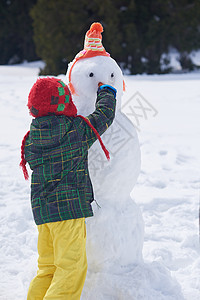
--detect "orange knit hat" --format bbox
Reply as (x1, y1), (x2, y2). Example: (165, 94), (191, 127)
(68, 22), (110, 94)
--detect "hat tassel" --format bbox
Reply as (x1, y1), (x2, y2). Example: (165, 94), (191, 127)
(20, 131), (30, 180)
(77, 115), (110, 160)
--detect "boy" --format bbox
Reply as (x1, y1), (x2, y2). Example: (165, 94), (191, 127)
(20, 77), (116, 299)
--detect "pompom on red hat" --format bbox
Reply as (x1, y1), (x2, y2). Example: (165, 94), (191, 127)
(68, 22), (110, 95)
(28, 77), (77, 117)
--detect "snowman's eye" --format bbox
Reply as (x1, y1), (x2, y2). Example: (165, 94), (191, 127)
(111, 73), (114, 78)
(89, 72), (94, 77)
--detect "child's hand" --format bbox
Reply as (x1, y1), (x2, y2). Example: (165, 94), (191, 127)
(97, 83), (117, 98)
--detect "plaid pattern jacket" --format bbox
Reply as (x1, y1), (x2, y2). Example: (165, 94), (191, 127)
(25, 89), (116, 225)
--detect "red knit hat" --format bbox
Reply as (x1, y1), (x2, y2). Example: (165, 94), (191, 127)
(68, 22), (110, 95)
(28, 77), (77, 117)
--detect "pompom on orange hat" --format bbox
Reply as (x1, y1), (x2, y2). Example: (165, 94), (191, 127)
(68, 22), (111, 95)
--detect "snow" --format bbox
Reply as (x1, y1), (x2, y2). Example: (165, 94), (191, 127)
(190, 50), (200, 67)
(127, 74), (200, 300)
(0, 61), (199, 299)
(160, 48), (200, 72)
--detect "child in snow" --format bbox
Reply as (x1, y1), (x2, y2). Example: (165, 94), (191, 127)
(20, 77), (116, 299)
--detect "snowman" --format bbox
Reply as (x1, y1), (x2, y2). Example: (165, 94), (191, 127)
(66, 23), (144, 273)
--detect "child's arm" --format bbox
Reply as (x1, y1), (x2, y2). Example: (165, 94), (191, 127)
(77, 85), (117, 148)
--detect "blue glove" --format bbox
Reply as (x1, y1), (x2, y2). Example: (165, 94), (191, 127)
(98, 84), (117, 98)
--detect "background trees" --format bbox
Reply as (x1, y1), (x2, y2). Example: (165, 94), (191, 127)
(1, 0), (200, 74)
(0, 0), (38, 64)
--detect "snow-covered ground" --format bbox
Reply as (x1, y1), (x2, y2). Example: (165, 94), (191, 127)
(0, 62), (199, 299)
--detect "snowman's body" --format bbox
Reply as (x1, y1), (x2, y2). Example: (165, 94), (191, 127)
(66, 55), (144, 272)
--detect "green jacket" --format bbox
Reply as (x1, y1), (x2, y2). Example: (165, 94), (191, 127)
(25, 89), (116, 225)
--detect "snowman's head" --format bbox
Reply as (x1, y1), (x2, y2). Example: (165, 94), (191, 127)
(66, 55), (124, 114)
(65, 22), (125, 115)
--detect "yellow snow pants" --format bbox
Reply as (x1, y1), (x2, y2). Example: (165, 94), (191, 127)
(27, 218), (87, 300)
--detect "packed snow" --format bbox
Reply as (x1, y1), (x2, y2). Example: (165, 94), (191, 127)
(66, 54), (143, 275)
(0, 61), (199, 299)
